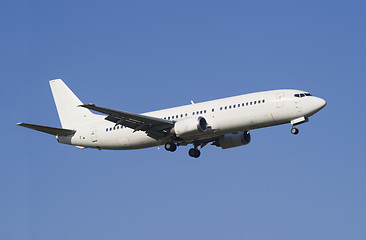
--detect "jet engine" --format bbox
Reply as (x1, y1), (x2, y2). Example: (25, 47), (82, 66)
(170, 117), (208, 138)
(216, 131), (251, 149)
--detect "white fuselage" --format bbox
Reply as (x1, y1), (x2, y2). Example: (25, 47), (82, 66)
(58, 89), (326, 150)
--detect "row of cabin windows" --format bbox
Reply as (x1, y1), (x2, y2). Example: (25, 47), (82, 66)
(164, 113), (189, 120)
(106, 125), (127, 132)
(220, 99), (265, 110)
(162, 99), (266, 121)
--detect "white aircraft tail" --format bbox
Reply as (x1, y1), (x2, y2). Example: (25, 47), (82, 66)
(49, 79), (95, 129)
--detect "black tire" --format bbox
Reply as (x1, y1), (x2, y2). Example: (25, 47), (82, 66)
(193, 149), (201, 158)
(189, 148), (196, 157)
(291, 128), (299, 135)
(189, 148), (201, 158)
(165, 142), (177, 152)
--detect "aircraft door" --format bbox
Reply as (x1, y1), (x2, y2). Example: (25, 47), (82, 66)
(277, 92), (284, 108)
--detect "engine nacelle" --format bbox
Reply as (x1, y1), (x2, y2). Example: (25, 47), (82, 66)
(217, 131), (251, 149)
(171, 117), (208, 138)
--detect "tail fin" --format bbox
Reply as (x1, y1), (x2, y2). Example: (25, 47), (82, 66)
(49, 79), (94, 129)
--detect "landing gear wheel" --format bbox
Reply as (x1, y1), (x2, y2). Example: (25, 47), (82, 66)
(291, 127), (299, 135)
(188, 148), (201, 158)
(165, 142), (177, 152)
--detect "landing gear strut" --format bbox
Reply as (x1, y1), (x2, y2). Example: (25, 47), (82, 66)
(165, 142), (177, 152)
(189, 148), (201, 158)
(291, 127), (299, 135)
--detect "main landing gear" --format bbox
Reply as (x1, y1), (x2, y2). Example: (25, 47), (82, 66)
(164, 142), (202, 158)
(165, 142), (177, 152)
(188, 142), (203, 158)
(188, 148), (201, 158)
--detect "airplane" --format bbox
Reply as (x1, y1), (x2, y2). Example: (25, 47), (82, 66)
(17, 79), (326, 158)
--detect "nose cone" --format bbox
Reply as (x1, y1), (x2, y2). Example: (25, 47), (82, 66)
(315, 97), (327, 111)
(307, 97), (326, 116)
(298, 96), (327, 117)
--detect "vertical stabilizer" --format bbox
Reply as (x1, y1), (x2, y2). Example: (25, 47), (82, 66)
(49, 79), (93, 129)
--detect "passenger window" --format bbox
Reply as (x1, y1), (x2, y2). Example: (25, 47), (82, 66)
(238, 104), (240, 107)
(185, 113), (188, 117)
(233, 105), (236, 108)
(220, 107), (222, 110)
(197, 111), (199, 115)
(181, 114), (183, 118)
(246, 102), (248, 106)
(200, 111), (202, 114)
(254, 101), (256, 104)
(204, 110), (206, 113)
(168, 117), (170, 120)
(106, 128), (108, 132)
(176, 115), (178, 119)
(250, 102), (252, 105)
(212, 108), (214, 112)
(192, 112), (195, 115)
(242, 103), (244, 107)
(225, 106), (227, 110)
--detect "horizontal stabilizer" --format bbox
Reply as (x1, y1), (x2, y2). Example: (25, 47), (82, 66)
(17, 123), (76, 136)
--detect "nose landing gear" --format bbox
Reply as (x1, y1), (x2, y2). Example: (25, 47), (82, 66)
(290, 116), (308, 135)
(291, 127), (299, 135)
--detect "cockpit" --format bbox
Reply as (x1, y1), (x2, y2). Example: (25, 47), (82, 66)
(294, 93), (312, 98)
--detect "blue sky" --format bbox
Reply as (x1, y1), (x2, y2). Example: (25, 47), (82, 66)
(1, 0), (366, 239)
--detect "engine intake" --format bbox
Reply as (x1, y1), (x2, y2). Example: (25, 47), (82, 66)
(171, 117), (207, 138)
(216, 131), (251, 149)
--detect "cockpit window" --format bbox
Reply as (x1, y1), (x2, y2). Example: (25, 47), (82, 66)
(294, 93), (312, 98)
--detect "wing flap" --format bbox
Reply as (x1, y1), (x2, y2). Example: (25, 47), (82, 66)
(17, 123), (76, 136)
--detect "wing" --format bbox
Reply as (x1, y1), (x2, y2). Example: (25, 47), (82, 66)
(80, 104), (174, 140)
